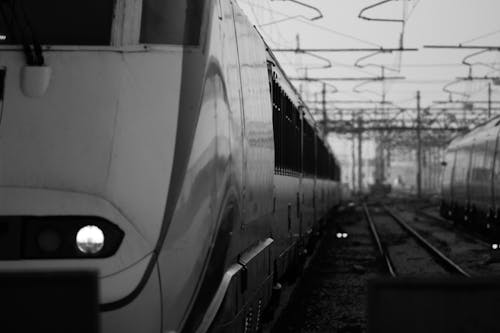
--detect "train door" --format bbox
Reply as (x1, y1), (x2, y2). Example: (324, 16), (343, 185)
(451, 145), (469, 216)
(313, 134), (318, 227)
(299, 107), (305, 238)
(482, 129), (497, 220)
(492, 126), (500, 218)
(449, 150), (457, 214)
(442, 149), (457, 210)
(232, 3), (274, 229)
(226, 0), (246, 223)
(465, 141), (475, 215)
(468, 133), (494, 219)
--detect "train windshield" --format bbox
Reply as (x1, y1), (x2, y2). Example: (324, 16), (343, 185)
(140, 0), (207, 45)
(0, 0), (115, 45)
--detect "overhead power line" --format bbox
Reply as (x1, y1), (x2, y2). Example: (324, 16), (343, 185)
(265, 0), (323, 23)
(238, 0), (381, 47)
(461, 28), (500, 45)
(425, 45), (500, 50)
(272, 47), (418, 53)
(291, 76), (406, 82)
(359, 0), (405, 23)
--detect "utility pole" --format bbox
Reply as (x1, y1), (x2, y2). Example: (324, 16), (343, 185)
(416, 91), (422, 198)
(425, 149), (429, 192)
(377, 67), (386, 185)
(429, 148), (434, 192)
(322, 82), (327, 140)
(352, 133), (356, 191)
(433, 147), (438, 193)
(489, 83), (492, 119)
(358, 117), (363, 194)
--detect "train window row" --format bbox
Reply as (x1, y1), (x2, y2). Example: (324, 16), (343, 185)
(271, 76), (340, 181)
(272, 78), (301, 176)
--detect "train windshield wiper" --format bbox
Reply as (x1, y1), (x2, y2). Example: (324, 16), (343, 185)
(0, 0), (44, 66)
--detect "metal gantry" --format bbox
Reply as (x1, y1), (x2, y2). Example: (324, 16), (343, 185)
(245, 0), (500, 194)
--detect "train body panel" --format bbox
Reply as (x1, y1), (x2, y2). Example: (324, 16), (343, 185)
(441, 117), (500, 229)
(301, 178), (316, 235)
(233, 2), (274, 230)
(102, 263), (162, 333)
(468, 127), (497, 214)
(272, 174), (301, 279)
(0, 0), (342, 332)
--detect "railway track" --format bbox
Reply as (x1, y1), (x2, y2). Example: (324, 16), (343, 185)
(363, 203), (471, 278)
(416, 208), (491, 247)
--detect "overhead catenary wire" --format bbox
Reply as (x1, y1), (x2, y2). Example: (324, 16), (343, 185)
(461, 28), (500, 45)
(238, 0), (382, 47)
(358, 0), (405, 23)
(259, 0), (323, 26)
(358, 0), (412, 72)
(405, 0), (421, 20)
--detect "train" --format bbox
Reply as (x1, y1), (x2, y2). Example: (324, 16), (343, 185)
(440, 116), (500, 234)
(0, 0), (342, 332)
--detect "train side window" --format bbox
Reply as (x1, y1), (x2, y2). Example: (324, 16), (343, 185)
(140, 0), (206, 45)
(471, 144), (486, 182)
(460, 148), (470, 184)
(485, 137), (496, 182)
(272, 80), (282, 174)
(442, 150), (455, 186)
(0, 0), (115, 45)
(279, 87), (286, 174)
(465, 146), (475, 184)
(494, 144), (500, 182)
(453, 149), (466, 184)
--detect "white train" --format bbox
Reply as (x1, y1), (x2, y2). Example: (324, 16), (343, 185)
(0, 0), (341, 332)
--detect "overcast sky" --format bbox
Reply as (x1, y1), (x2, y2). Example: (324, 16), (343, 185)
(237, 0), (500, 108)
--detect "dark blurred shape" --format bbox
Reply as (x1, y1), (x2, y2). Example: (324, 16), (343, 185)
(369, 182), (392, 196)
(0, 0), (114, 45)
(368, 278), (500, 333)
(0, 271), (99, 333)
(37, 228), (62, 253)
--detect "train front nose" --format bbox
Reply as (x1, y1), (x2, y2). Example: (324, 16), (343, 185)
(0, 46), (184, 332)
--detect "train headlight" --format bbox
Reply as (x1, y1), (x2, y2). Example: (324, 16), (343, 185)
(0, 216), (126, 259)
(76, 225), (105, 254)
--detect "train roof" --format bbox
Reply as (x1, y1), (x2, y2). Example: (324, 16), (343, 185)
(448, 115), (500, 149)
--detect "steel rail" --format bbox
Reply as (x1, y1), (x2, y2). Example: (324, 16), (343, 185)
(383, 205), (471, 277)
(362, 203), (397, 277)
(416, 210), (490, 248)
